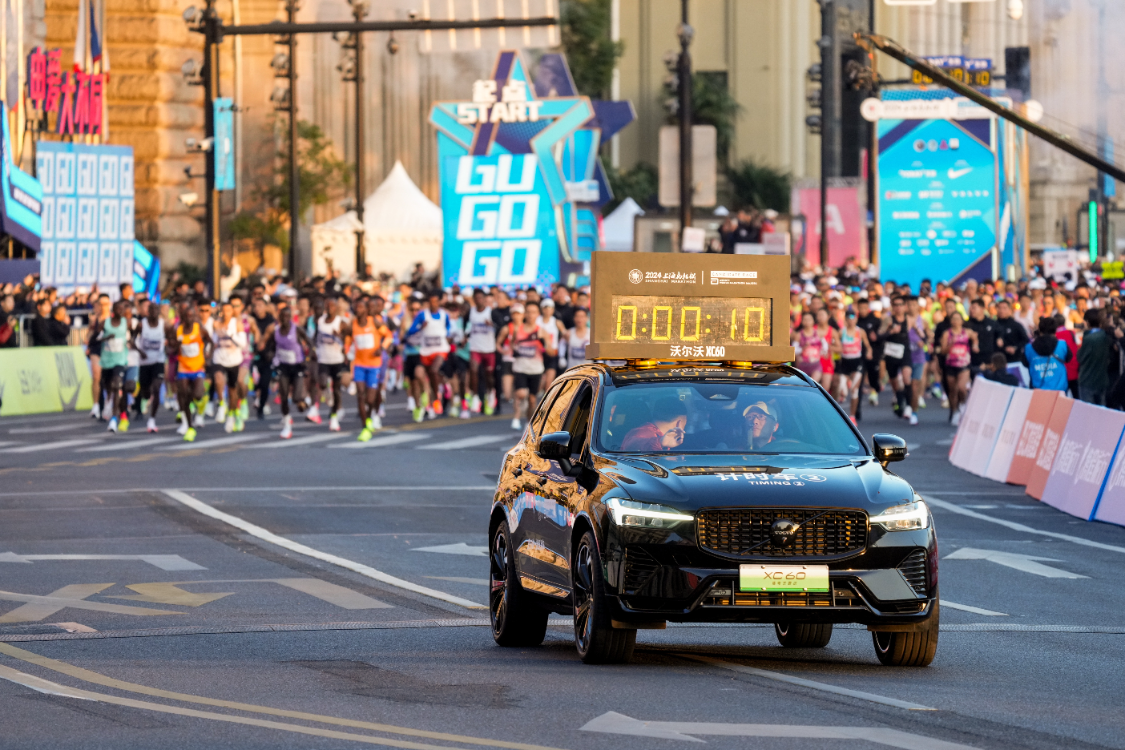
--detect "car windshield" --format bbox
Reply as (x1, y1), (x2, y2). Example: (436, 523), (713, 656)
(597, 382), (865, 456)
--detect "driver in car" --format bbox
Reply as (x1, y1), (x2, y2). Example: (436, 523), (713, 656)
(620, 397), (688, 451)
(744, 401), (779, 450)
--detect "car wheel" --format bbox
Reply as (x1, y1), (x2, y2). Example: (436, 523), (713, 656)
(572, 530), (635, 664)
(775, 622), (833, 648)
(872, 600), (939, 667)
(489, 520), (548, 647)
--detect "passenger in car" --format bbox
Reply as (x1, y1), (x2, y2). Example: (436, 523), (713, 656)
(620, 397), (688, 452)
(743, 401), (779, 450)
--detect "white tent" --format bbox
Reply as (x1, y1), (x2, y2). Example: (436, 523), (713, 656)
(309, 160), (443, 280)
(602, 197), (644, 252)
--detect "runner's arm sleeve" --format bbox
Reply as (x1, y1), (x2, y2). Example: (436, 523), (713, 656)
(405, 312), (426, 337)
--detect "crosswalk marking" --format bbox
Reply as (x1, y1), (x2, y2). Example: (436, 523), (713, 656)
(9, 424), (76, 434)
(78, 437), (179, 452)
(245, 432), (352, 448)
(330, 432), (429, 449)
(418, 434), (515, 450)
(7, 439), (102, 453)
(160, 434), (266, 451)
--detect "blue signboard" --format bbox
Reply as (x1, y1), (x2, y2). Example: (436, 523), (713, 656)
(878, 117), (997, 290)
(214, 98), (235, 192)
(36, 142), (135, 295)
(132, 240), (160, 300)
(0, 100), (43, 250)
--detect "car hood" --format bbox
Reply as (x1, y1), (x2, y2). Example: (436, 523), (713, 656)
(594, 453), (915, 513)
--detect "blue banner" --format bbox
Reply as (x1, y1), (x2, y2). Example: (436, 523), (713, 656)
(0, 100), (43, 250)
(214, 98), (235, 192)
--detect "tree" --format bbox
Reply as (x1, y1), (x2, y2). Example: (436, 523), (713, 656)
(560, 0), (623, 99)
(690, 72), (742, 164)
(726, 159), (791, 212)
(604, 162), (658, 213)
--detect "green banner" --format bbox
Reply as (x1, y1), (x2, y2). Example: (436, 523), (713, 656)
(0, 346), (93, 416)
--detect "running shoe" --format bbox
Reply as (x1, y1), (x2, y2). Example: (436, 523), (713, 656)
(917, 396), (927, 409)
(377, 403), (385, 418)
(234, 415), (244, 432)
(262, 404), (272, 416)
(329, 414), (341, 432)
(90, 404), (101, 419)
(412, 406), (425, 423)
(867, 391), (879, 406)
(370, 415), (382, 430)
(338, 407), (346, 420)
(930, 384), (943, 399)
(147, 417), (158, 433)
(183, 427), (197, 442)
(902, 405), (913, 420)
(106, 417), (118, 433)
(484, 396), (494, 416)
(205, 400), (216, 418)
(950, 409), (961, 426)
(306, 404), (322, 424)
(240, 400), (250, 421)
(432, 398), (444, 417)
(510, 418), (522, 431)
(460, 403), (472, 419)
(102, 402), (114, 420)
(280, 416), (293, 439)
(941, 396), (950, 409)
(357, 428), (373, 442)
(225, 415), (235, 433)
(471, 394), (482, 414)
(118, 414), (130, 433)
(448, 401), (460, 418)
(347, 381), (357, 396)
(177, 417), (189, 435)
(407, 395), (416, 411)
(909, 413), (919, 426)
(215, 402), (227, 422)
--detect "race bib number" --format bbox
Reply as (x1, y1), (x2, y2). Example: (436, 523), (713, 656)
(105, 338), (125, 353)
(883, 342), (906, 360)
(423, 335), (445, 348)
(142, 338), (163, 351)
(354, 333), (376, 351)
(278, 349), (298, 364)
(180, 342), (200, 358)
(516, 342), (540, 359)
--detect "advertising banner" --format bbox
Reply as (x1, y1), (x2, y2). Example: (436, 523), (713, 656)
(0, 346), (93, 416)
(790, 184), (866, 268)
(1039, 402), (1125, 520)
(1025, 395), (1074, 500)
(964, 379), (1014, 477)
(948, 375), (989, 470)
(1093, 432), (1125, 527)
(0, 101), (43, 250)
(985, 386), (1032, 482)
(1006, 389), (1060, 485)
(36, 142), (135, 296)
(214, 98), (235, 192)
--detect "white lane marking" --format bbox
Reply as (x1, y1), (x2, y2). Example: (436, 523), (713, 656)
(244, 433), (351, 448)
(0, 485), (498, 497)
(681, 655), (936, 711)
(936, 438), (954, 446)
(329, 432), (429, 449)
(963, 504), (998, 509)
(926, 495), (1125, 554)
(160, 435), (266, 451)
(417, 434), (514, 450)
(943, 547), (1087, 579)
(8, 424), (79, 434)
(907, 443), (920, 451)
(161, 489), (484, 609)
(0, 441), (21, 448)
(270, 578), (391, 609)
(425, 576), (488, 585)
(941, 600), (1008, 617)
(0, 553), (204, 571)
(7, 439), (101, 453)
(579, 712), (973, 748)
(411, 543), (488, 556)
(77, 438), (179, 452)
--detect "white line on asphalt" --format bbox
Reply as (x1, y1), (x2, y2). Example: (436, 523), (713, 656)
(8, 424), (77, 434)
(161, 489), (484, 609)
(425, 576), (489, 585)
(244, 433), (351, 448)
(77, 438), (179, 452)
(329, 432), (429, 449)
(944, 547), (1086, 578)
(0, 553), (204, 571)
(7, 439), (102, 453)
(580, 711), (972, 749)
(0, 485), (498, 497)
(411, 543), (488, 556)
(417, 434), (515, 450)
(160, 435), (266, 451)
(0, 441), (21, 449)
(680, 655), (937, 711)
(926, 495), (1125, 554)
(941, 600), (1008, 617)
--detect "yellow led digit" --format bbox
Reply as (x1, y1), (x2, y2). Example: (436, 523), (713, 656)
(743, 307), (765, 342)
(730, 308), (737, 340)
(680, 307), (701, 341)
(616, 305), (637, 341)
(652, 306), (672, 340)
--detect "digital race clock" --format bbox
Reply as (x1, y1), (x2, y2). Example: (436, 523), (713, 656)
(586, 252), (793, 362)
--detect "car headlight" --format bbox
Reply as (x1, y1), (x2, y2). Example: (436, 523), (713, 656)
(606, 497), (694, 528)
(870, 500), (930, 531)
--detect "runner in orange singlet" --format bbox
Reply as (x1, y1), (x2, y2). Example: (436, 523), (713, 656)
(170, 301), (212, 442)
(352, 296), (393, 442)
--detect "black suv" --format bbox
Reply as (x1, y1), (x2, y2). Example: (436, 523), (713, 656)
(488, 363), (938, 665)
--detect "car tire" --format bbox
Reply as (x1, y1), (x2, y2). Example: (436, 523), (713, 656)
(872, 600), (939, 667)
(775, 622), (833, 648)
(489, 520), (548, 647)
(572, 530), (635, 664)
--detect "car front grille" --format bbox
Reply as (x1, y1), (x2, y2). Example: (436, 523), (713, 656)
(701, 581), (863, 608)
(897, 549), (927, 596)
(622, 546), (661, 593)
(696, 507), (868, 559)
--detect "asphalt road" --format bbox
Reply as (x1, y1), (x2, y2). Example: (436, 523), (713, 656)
(1, 388), (1124, 750)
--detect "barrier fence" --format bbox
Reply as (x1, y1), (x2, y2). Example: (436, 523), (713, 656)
(948, 377), (1125, 527)
(0, 346), (94, 416)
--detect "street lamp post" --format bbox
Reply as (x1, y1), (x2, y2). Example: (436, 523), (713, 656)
(203, 0), (221, 298)
(351, 0), (367, 279)
(677, 0), (693, 233)
(287, 0), (300, 282)
(817, 0), (839, 271)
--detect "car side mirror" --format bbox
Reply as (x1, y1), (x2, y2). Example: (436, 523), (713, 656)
(537, 431), (572, 461)
(872, 433), (908, 467)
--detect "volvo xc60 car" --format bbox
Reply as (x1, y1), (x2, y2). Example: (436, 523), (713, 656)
(488, 363), (938, 666)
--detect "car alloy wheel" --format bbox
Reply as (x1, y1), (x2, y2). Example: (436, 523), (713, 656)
(571, 530), (635, 664)
(489, 520), (547, 647)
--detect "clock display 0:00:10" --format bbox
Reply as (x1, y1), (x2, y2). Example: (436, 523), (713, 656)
(609, 296), (773, 346)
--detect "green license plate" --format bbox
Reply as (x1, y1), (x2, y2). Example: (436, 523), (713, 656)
(739, 564), (830, 593)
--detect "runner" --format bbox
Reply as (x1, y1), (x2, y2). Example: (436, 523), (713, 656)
(123, 299), (142, 422)
(86, 293), (113, 419)
(261, 304), (313, 439)
(814, 307), (838, 391)
(879, 296), (916, 425)
(197, 299), (217, 421)
(170, 301), (212, 442)
(406, 291), (452, 422)
(466, 288), (497, 415)
(833, 311), (872, 422)
(303, 295), (325, 424)
(99, 299), (131, 433)
(564, 307), (590, 369)
(351, 297), (393, 441)
(538, 299), (564, 394)
(212, 301), (249, 433)
(399, 295), (424, 421)
(497, 302), (547, 431)
(442, 303), (471, 418)
(250, 296), (276, 419)
(855, 297), (883, 407)
(315, 295), (351, 432)
(792, 311), (824, 380)
(230, 295), (258, 425)
(939, 311), (979, 425)
(134, 297), (169, 433)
